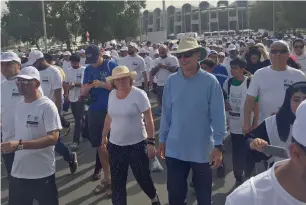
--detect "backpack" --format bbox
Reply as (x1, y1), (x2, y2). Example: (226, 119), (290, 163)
(227, 77), (251, 98)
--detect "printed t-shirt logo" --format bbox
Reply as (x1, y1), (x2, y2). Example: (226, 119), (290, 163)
(42, 76), (49, 83)
(12, 88), (20, 97)
(26, 114), (39, 127)
(284, 79), (294, 89)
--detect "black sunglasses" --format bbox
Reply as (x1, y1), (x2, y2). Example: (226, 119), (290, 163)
(176, 51), (194, 59)
(294, 45), (304, 49)
(270, 49), (288, 54)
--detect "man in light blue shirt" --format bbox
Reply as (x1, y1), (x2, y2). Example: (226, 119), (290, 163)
(158, 37), (226, 205)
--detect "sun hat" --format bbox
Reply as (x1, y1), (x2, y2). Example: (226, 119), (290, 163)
(1, 52), (21, 64)
(13, 66), (40, 82)
(120, 46), (128, 51)
(227, 44), (237, 52)
(292, 100), (306, 147)
(106, 66), (137, 84)
(170, 36), (207, 60)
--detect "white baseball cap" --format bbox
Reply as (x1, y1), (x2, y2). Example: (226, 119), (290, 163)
(139, 48), (148, 54)
(219, 52), (225, 56)
(120, 46), (128, 51)
(63, 51), (71, 56)
(13, 66), (40, 81)
(292, 100), (306, 147)
(102, 51), (111, 57)
(27, 50), (44, 66)
(1, 52), (21, 64)
(227, 44), (237, 52)
(247, 39), (256, 45)
(79, 49), (85, 54)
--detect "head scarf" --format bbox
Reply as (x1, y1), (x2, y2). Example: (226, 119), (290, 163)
(276, 82), (306, 142)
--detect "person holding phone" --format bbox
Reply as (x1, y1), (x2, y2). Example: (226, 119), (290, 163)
(81, 44), (117, 196)
(246, 82), (306, 171)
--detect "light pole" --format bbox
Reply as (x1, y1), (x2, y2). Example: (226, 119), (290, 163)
(41, 0), (48, 52)
(272, 0), (275, 35)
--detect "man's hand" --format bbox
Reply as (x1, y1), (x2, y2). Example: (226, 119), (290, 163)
(92, 80), (103, 88)
(250, 138), (268, 152)
(68, 83), (75, 90)
(225, 101), (232, 111)
(210, 148), (223, 169)
(158, 143), (166, 160)
(1, 141), (19, 153)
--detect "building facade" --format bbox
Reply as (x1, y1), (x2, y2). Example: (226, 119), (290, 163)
(140, 1), (254, 36)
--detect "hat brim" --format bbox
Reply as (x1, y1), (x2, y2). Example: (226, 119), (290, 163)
(12, 74), (37, 81)
(106, 71), (137, 84)
(171, 47), (207, 61)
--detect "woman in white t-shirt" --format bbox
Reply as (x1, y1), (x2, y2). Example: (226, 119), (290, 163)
(246, 82), (306, 169)
(102, 66), (160, 205)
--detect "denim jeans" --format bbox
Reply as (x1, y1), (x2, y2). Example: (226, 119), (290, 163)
(55, 138), (74, 163)
(166, 157), (212, 205)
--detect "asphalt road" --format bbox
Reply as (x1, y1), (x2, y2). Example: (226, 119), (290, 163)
(1, 98), (241, 205)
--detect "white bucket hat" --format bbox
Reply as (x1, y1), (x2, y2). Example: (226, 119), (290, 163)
(171, 37), (207, 60)
(106, 66), (137, 84)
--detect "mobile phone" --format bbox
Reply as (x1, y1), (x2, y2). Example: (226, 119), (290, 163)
(262, 145), (289, 159)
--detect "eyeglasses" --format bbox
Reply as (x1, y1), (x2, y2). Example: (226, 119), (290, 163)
(294, 45), (304, 49)
(176, 51), (194, 59)
(270, 49), (288, 54)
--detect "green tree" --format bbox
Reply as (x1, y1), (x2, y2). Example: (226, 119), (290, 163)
(80, 1), (145, 43)
(1, 1), (45, 49)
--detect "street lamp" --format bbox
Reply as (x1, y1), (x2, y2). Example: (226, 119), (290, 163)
(41, 0), (48, 52)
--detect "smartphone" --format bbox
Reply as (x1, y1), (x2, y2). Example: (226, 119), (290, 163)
(262, 145), (289, 159)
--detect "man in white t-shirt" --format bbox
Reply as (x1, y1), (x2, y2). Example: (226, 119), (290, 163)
(118, 42), (148, 91)
(150, 45), (179, 114)
(243, 40), (306, 135)
(62, 50), (72, 75)
(292, 39), (306, 74)
(226, 100), (306, 205)
(1, 66), (62, 205)
(28, 50), (78, 174)
(79, 49), (88, 67)
(1, 52), (23, 176)
(64, 54), (85, 150)
(222, 44), (238, 77)
(119, 46), (128, 59)
(139, 48), (154, 89)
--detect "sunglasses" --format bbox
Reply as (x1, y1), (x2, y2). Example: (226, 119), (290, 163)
(294, 45), (304, 49)
(176, 51), (194, 59)
(16, 80), (33, 85)
(270, 49), (288, 54)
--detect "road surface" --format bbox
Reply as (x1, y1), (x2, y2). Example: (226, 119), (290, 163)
(1, 98), (240, 205)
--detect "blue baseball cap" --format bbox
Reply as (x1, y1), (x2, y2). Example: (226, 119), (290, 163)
(85, 45), (100, 64)
(208, 50), (218, 56)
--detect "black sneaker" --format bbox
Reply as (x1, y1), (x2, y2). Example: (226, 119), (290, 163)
(69, 152), (78, 174)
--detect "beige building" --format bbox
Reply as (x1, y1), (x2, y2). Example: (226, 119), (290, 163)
(140, 1), (255, 35)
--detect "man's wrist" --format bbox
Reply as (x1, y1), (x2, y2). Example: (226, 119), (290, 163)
(214, 144), (224, 152)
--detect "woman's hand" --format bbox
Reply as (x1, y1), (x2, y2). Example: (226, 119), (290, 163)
(102, 136), (108, 151)
(147, 144), (156, 160)
(250, 138), (268, 152)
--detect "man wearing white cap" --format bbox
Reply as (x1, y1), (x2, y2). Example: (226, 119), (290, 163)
(139, 48), (154, 89)
(118, 42), (148, 91)
(1, 66), (62, 205)
(1, 52), (23, 175)
(226, 100), (306, 205)
(28, 50), (78, 174)
(79, 49), (88, 67)
(119, 46), (128, 59)
(62, 50), (72, 74)
(222, 44), (239, 77)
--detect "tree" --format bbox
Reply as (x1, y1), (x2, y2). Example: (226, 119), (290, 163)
(1, 1), (45, 49)
(80, 1), (145, 43)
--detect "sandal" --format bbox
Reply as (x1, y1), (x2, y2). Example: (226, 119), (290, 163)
(93, 180), (111, 195)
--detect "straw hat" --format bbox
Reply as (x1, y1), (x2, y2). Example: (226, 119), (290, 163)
(171, 36), (207, 60)
(106, 66), (137, 84)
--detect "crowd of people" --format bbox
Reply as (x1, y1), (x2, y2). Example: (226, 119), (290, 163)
(1, 34), (306, 205)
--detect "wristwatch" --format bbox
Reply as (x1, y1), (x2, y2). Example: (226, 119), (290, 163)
(214, 144), (224, 152)
(17, 139), (23, 151)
